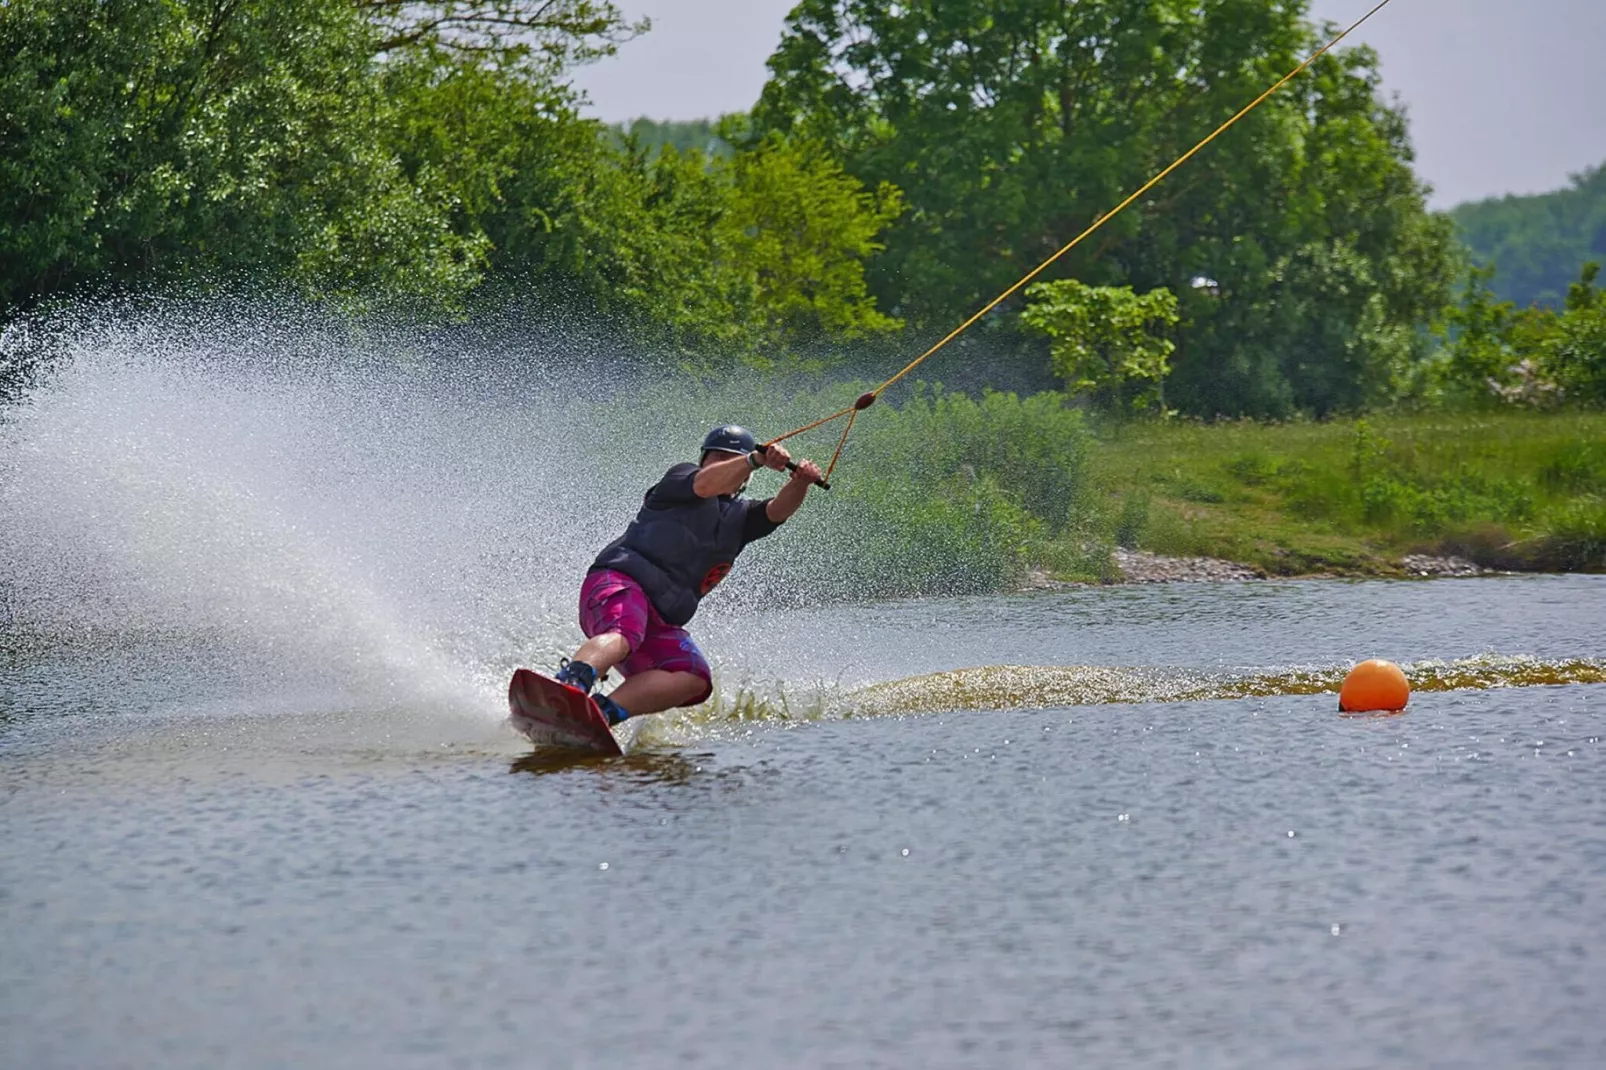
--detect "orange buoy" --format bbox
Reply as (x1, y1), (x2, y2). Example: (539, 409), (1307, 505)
(1339, 659), (1410, 713)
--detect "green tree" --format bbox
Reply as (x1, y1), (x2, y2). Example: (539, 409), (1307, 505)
(0, 0), (641, 313)
(717, 136), (905, 359)
(436, 97), (904, 361)
(753, 0), (1458, 417)
(1546, 262), (1606, 405)
(360, 0), (644, 72)
(596, 138), (905, 363)
(2, 0), (903, 360)
(1439, 264), (1522, 405)
(1020, 279), (1178, 414)
(1432, 260), (1606, 410)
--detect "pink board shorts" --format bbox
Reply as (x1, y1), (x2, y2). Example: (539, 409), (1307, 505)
(579, 569), (713, 706)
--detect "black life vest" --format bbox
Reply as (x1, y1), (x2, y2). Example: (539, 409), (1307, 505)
(590, 465), (756, 626)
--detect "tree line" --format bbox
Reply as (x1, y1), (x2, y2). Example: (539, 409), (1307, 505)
(0, 0), (896, 363)
(3, 0), (1602, 414)
(1453, 165), (1606, 310)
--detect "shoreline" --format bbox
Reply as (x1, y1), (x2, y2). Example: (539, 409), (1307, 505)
(1022, 550), (1497, 589)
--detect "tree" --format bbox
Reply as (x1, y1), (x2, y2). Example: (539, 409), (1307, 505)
(360, 0), (645, 72)
(1438, 264), (1523, 405)
(1, 0), (904, 361)
(1431, 260), (1606, 410)
(753, 0), (1458, 417)
(1546, 262), (1606, 405)
(570, 137), (905, 363)
(0, 0), (502, 312)
(0, 0), (653, 313)
(1020, 280), (1177, 414)
(377, 47), (904, 362)
(717, 136), (905, 359)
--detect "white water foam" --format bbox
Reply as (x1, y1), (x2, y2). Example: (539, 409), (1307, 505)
(0, 296), (704, 726)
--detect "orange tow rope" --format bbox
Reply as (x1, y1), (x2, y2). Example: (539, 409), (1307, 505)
(766, 0), (1398, 484)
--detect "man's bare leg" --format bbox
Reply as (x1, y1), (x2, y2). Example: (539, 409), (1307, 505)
(608, 670), (707, 717)
(563, 634), (705, 718)
(570, 632), (631, 678)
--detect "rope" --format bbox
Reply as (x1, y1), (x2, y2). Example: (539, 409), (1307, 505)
(766, 0), (1398, 484)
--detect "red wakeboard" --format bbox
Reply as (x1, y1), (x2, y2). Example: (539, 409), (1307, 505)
(507, 668), (624, 756)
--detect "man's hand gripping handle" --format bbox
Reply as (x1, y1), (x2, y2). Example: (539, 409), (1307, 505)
(753, 444), (830, 490)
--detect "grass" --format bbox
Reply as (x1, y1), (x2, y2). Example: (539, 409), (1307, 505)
(1061, 411), (1606, 576)
(603, 376), (1604, 585)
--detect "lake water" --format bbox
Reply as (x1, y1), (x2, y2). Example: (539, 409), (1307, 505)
(3, 307), (1604, 1067)
(4, 576), (1604, 1070)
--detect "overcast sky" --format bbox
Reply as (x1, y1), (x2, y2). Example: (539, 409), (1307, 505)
(571, 0), (1606, 208)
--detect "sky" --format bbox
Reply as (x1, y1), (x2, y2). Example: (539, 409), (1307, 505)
(570, 0), (1606, 208)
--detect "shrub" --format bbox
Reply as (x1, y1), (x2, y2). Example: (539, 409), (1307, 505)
(615, 379), (1097, 601)
(854, 387), (1093, 531)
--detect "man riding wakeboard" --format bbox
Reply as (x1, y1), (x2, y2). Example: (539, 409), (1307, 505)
(551, 425), (824, 724)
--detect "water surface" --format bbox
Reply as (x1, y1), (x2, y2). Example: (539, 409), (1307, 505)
(5, 576), (1604, 1069)
(4, 310), (1603, 1066)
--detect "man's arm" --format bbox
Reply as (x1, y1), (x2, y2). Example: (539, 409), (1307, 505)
(692, 452), (760, 498)
(766, 459), (823, 524)
(692, 442), (807, 499)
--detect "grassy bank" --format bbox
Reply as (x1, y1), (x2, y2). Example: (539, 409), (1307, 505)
(1073, 412), (1606, 577)
(605, 379), (1604, 593)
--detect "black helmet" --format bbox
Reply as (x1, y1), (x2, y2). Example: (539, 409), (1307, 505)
(700, 425), (756, 455)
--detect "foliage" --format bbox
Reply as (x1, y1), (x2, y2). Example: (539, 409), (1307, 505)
(1113, 491), (1151, 550)
(472, 128), (905, 361)
(602, 378), (1100, 597)
(832, 468), (1045, 596)
(0, 0), (489, 311)
(1, 0), (1590, 429)
(1437, 265), (1526, 405)
(776, 387), (1099, 594)
(1020, 280), (1178, 413)
(0, 0), (901, 359)
(1080, 412), (1606, 574)
(753, 0), (1459, 418)
(747, 392), (1606, 592)
(361, 0), (646, 72)
(612, 117), (735, 159)
(718, 138), (905, 358)
(1452, 163), (1606, 308)
(859, 387), (1091, 525)
(1546, 262), (1606, 405)
(1432, 261), (1605, 408)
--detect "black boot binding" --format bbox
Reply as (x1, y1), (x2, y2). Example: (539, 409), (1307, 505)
(594, 694), (630, 726)
(554, 658), (598, 695)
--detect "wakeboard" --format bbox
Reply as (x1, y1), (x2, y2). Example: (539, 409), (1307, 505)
(507, 668), (623, 756)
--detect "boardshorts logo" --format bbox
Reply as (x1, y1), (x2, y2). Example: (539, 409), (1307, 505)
(699, 561), (732, 595)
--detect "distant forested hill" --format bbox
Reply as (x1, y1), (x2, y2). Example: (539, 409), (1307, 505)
(612, 117), (735, 158)
(1452, 164), (1606, 308)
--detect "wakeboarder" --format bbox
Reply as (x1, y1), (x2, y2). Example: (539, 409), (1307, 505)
(549, 425), (823, 725)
